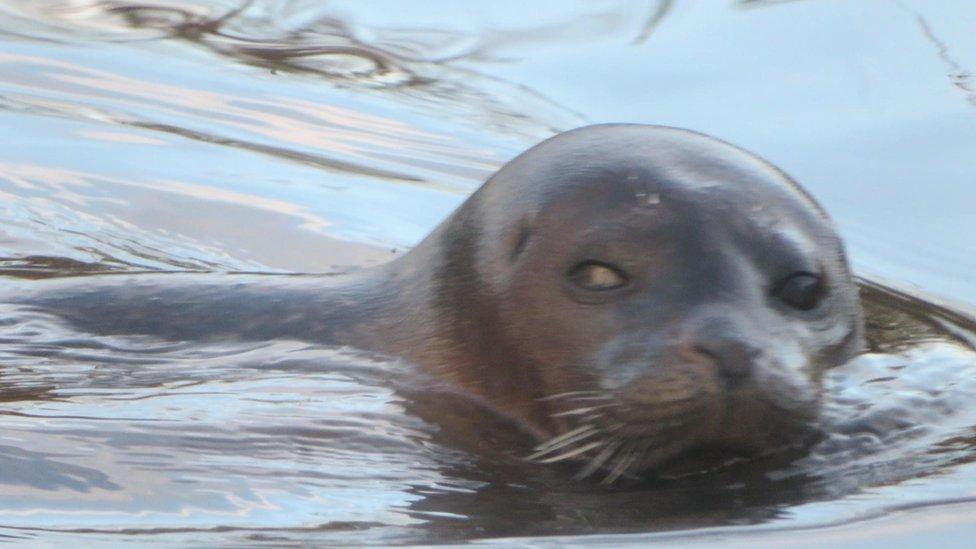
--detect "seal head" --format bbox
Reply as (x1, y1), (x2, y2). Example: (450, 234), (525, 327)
(3, 123), (864, 483)
(422, 124), (863, 480)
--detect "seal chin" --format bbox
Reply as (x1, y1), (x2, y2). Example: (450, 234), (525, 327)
(627, 390), (817, 474)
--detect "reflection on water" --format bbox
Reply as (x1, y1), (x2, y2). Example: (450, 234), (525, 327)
(0, 0), (592, 137)
(912, 10), (976, 108)
(1, 0), (976, 545)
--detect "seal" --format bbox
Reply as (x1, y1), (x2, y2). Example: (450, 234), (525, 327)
(2, 124), (864, 481)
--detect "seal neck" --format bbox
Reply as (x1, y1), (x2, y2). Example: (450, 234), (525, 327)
(362, 220), (557, 440)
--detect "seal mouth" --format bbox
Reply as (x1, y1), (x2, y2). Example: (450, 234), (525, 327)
(527, 388), (820, 484)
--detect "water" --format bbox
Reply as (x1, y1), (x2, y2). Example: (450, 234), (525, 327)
(0, 0), (975, 545)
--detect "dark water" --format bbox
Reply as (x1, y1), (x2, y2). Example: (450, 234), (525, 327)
(0, 0), (975, 545)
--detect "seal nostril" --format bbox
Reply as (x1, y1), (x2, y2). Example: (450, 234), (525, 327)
(692, 341), (758, 386)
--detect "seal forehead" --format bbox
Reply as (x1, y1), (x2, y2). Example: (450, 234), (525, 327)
(487, 124), (824, 224)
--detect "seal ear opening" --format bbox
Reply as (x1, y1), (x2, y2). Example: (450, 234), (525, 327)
(509, 226), (531, 263)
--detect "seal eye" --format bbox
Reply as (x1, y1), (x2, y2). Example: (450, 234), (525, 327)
(568, 261), (628, 291)
(774, 272), (824, 311)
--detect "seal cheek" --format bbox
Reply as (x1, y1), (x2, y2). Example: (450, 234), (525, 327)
(809, 306), (865, 369)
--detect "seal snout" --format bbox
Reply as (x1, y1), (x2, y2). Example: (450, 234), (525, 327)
(680, 315), (764, 388)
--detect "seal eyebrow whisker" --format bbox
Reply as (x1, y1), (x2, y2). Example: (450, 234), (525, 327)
(535, 439), (605, 464)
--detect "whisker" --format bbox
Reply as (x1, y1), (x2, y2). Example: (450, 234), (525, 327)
(603, 445), (640, 485)
(537, 391), (601, 402)
(532, 424), (594, 450)
(529, 425), (597, 456)
(536, 440), (605, 464)
(567, 395), (614, 402)
(552, 405), (612, 418)
(575, 439), (623, 480)
(528, 433), (600, 461)
(628, 444), (651, 480)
